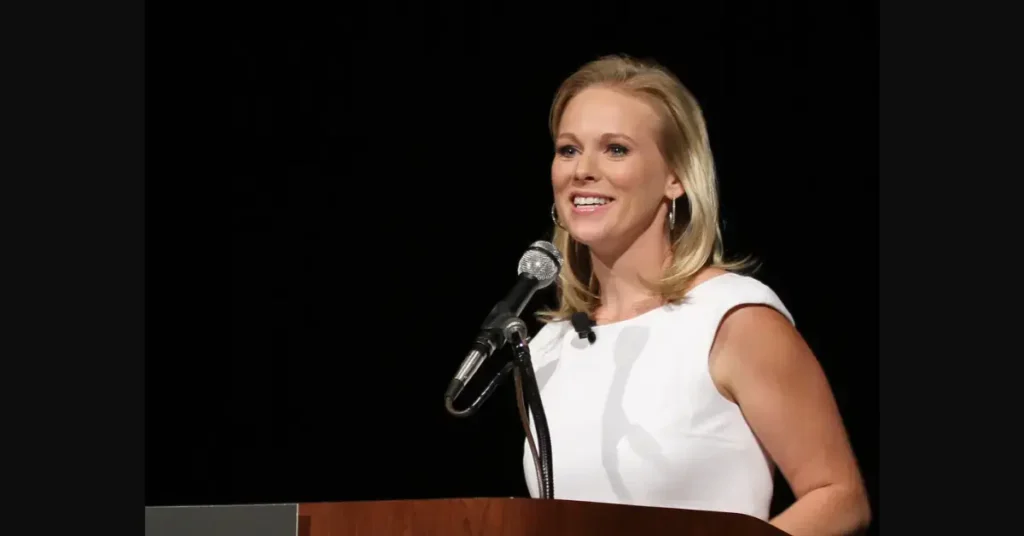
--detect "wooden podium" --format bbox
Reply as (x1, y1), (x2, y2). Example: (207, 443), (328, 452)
(298, 498), (788, 536)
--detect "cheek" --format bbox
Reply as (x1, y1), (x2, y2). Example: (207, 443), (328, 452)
(551, 160), (572, 191)
(605, 160), (651, 193)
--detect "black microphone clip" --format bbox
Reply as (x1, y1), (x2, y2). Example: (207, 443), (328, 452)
(570, 312), (596, 344)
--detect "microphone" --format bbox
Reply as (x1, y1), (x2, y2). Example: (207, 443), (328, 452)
(571, 312), (596, 344)
(445, 240), (563, 402)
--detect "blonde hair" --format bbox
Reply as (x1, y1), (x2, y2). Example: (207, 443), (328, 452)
(539, 54), (754, 322)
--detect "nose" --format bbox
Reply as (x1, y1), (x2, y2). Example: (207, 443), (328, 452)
(572, 152), (599, 183)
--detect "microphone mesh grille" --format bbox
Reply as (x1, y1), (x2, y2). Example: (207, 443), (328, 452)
(517, 240), (563, 288)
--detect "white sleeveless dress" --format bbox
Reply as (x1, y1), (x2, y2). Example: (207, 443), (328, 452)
(522, 273), (794, 520)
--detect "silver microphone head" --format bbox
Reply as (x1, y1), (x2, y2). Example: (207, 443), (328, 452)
(517, 240), (563, 288)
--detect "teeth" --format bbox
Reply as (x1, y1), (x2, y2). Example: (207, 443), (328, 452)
(573, 196), (611, 206)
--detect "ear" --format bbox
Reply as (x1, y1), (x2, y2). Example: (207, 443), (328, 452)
(664, 172), (684, 200)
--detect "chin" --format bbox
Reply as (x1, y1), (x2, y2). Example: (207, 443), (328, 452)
(562, 201), (620, 250)
(566, 225), (612, 249)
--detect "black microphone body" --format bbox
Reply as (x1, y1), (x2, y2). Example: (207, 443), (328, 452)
(446, 241), (563, 403)
(470, 273), (545, 352)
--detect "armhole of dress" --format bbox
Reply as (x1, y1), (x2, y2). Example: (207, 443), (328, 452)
(703, 285), (795, 406)
(701, 284), (794, 473)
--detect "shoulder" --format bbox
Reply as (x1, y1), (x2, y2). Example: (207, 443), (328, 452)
(715, 303), (800, 352)
(709, 294), (810, 402)
(690, 269), (795, 326)
(699, 271), (804, 398)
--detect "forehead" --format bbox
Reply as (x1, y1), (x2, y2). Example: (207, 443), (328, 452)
(558, 86), (662, 139)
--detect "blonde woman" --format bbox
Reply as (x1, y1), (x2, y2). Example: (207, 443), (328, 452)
(523, 55), (871, 536)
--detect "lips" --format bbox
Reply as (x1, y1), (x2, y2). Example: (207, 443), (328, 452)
(570, 193), (615, 214)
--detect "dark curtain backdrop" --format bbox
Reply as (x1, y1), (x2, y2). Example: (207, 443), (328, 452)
(146, 1), (878, 531)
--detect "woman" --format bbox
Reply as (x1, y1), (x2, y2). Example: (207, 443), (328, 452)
(522, 55), (871, 535)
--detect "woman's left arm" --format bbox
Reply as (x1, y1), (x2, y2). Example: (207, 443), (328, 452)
(710, 305), (872, 536)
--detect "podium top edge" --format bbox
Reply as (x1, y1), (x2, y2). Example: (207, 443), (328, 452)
(146, 503), (299, 509)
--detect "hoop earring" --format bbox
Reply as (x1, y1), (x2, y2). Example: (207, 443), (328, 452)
(551, 203), (567, 230)
(668, 198), (677, 229)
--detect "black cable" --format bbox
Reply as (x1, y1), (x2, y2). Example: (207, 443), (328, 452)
(509, 331), (553, 499)
(444, 361), (515, 418)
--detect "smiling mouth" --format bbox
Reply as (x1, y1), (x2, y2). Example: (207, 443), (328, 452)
(572, 195), (614, 208)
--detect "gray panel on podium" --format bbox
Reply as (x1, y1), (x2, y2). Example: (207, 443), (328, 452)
(145, 503), (298, 536)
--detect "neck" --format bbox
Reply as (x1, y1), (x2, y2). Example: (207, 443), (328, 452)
(589, 218), (673, 324)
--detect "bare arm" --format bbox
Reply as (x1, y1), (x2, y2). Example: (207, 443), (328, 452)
(710, 305), (871, 536)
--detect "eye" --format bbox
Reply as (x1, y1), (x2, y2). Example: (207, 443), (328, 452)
(607, 144), (629, 157)
(556, 145), (579, 157)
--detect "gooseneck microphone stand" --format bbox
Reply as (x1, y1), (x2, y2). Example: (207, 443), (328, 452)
(443, 309), (554, 500)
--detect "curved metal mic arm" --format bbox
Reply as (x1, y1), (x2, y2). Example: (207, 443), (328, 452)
(444, 361), (516, 418)
(444, 311), (524, 418)
(442, 315), (555, 499)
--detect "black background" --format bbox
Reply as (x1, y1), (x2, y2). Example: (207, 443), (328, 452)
(145, 1), (878, 531)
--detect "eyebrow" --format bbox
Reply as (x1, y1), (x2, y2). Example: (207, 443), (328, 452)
(556, 132), (638, 145)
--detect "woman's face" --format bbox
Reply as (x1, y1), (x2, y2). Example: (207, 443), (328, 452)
(551, 86), (681, 252)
